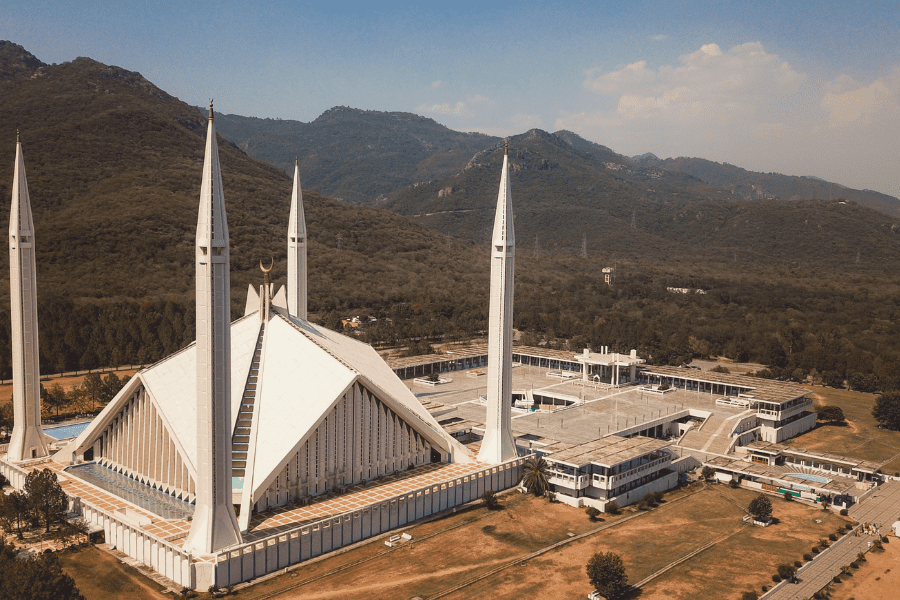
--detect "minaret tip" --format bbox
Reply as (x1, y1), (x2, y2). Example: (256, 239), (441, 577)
(208, 99), (214, 120)
(16, 129), (20, 143)
(504, 140), (508, 156)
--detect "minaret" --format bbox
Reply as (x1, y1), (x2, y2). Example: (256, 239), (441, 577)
(7, 132), (48, 463)
(478, 142), (517, 464)
(184, 102), (242, 555)
(287, 158), (307, 319)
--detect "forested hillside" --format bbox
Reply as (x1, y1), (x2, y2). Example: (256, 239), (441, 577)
(211, 107), (498, 204)
(0, 40), (898, 395)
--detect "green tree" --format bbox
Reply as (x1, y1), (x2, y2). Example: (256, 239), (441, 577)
(521, 454), (550, 497)
(817, 405), (845, 424)
(24, 469), (68, 533)
(100, 372), (123, 404)
(777, 563), (796, 580)
(748, 494), (773, 521)
(586, 551), (629, 600)
(44, 383), (69, 416)
(585, 506), (601, 521)
(0, 490), (32, 539)
(872, 391), (900, 430)
(0, 404), (13, 439)
(0, 548), (85, 600)
(701, 465), (715, 480)
(81, 372), (104, 410)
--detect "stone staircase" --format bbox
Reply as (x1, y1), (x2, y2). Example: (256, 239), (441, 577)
(679, 415), (725, 451)
(232, 325), (265, 486)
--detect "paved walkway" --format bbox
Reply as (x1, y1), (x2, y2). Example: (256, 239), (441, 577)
(764, 480), (900, 600)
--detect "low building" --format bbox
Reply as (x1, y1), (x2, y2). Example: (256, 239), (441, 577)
(538, 435), (677, 512)
(641, 366), (816, 443)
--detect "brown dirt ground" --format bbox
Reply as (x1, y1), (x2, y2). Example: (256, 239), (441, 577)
(826, 538), (900, 600)
(229, 484), (846, 600)
(57, 545), (172, 600)
(784, 386), (900, 474)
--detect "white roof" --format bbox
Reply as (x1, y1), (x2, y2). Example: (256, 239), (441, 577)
(62, 305), (468, 500)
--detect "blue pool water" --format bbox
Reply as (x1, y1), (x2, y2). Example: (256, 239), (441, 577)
(44, 421), (91, 440)
(66, 462), (195, 520)
(785, 473), (829, 484)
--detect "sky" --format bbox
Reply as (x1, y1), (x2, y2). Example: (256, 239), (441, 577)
(2, 0), (898, 198)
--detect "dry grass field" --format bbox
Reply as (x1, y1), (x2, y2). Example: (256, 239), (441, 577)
(827, 537), (900, 600)
(57, 545), (171, 600)
(784, 386), (900, 474)
(220, 483), (848, 600)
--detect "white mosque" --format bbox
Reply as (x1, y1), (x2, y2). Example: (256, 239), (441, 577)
(1, 106), (523, 589)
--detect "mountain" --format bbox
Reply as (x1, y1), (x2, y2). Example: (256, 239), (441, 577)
(0, 41), (493, 372)
(210, 108), (499, 204)
(384, 128), (900, 269)
(631, 154), (900, 218)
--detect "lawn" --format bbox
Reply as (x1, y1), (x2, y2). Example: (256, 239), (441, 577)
(229, 483), (847, 600)
(784, 386), (900, 475)
(827, 536), (900, 600)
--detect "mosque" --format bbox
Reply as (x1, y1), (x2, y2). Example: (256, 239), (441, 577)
(0, 106), (524, 589)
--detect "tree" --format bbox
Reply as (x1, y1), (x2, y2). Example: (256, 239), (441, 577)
(0, 404), (12, 439)
(605, 500), (620, 515)
(701, 466), (715, 480)
(44, 383), (69, 416)
(0, 548), (85, 600)
(81, 373), (104, 410)
(521, 454), (550, 497)
(817, 405), (845, 424)
(585, 506), (601, 521)
(100, 372), (123, 404)
(739, 592), (759, 600)
(0, 490), (32, 539)
(24, 469), (68, 533)
(777, 564), (796, 581)
(872, 391), (900, 430)
(748, 494), (773, 521)
(586, 551), (629, 600)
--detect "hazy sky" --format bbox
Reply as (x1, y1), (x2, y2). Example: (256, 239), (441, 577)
(3, 1), (898, 198)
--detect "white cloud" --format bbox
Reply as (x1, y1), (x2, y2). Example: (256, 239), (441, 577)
(651, 34), (668, 41)
(416, 101), (467, 115)
(821, 71), (899, 127)
(559, 43), (900, 198)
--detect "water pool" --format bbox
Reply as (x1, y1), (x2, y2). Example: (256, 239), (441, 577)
(43, 421), (91, 440)
(785, 472), (829, 484)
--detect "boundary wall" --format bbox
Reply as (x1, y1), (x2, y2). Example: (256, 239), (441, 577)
(2, 456), (523, 591)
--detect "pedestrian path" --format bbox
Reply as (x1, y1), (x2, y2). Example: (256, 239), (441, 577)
(764, 480), (900, 600)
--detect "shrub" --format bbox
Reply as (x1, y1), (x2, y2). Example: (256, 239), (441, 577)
(882, 535), (890, 543)
(794, 560), (802, 568)
(701, 466), (715, 480)
(585, 506), (601, 521)
(873, 539), (884, 551)
(729, 479), (739, 488)
(481, 490), (499, 510)
(605, 500), (620, 515)
(851, 561), (859, 569)
(777, 564), (796, 580)
(812, 547), (820, 554)
(772, 574), (781, 583)
(857, 552), (866, 562)
(739, 592), (758, 600)
(833, 575), (842, 583)
(829, 533), (838, 541)
(840, 508), (849, 516)
(783, 491), (793, 501)
(761, 585), (768, 592)
(803, 553), (813, 561)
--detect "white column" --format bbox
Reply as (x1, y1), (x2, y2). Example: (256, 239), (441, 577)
(7, 135), (48, 462)
(184, 103), (242, 555)
(478, 143), (517, 464)
(287, 159), (308, 320)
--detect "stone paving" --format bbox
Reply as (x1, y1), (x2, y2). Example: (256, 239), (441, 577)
(763, 479), (900, 600)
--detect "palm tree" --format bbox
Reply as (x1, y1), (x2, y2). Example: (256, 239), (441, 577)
(521, 454), (551, 497)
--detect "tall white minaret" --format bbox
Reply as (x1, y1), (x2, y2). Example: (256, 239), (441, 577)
(184, 103), (242, 555)
(7, 133), (48, 463)
(287, 158), (307, 320)
(478, 142), (517, 464)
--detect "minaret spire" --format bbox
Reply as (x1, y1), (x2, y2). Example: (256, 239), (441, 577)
(184, 101), (242, 555)
(477, 141), (517, 464)
(287, 156), (307, 319)
(8, 134), (48, 462)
